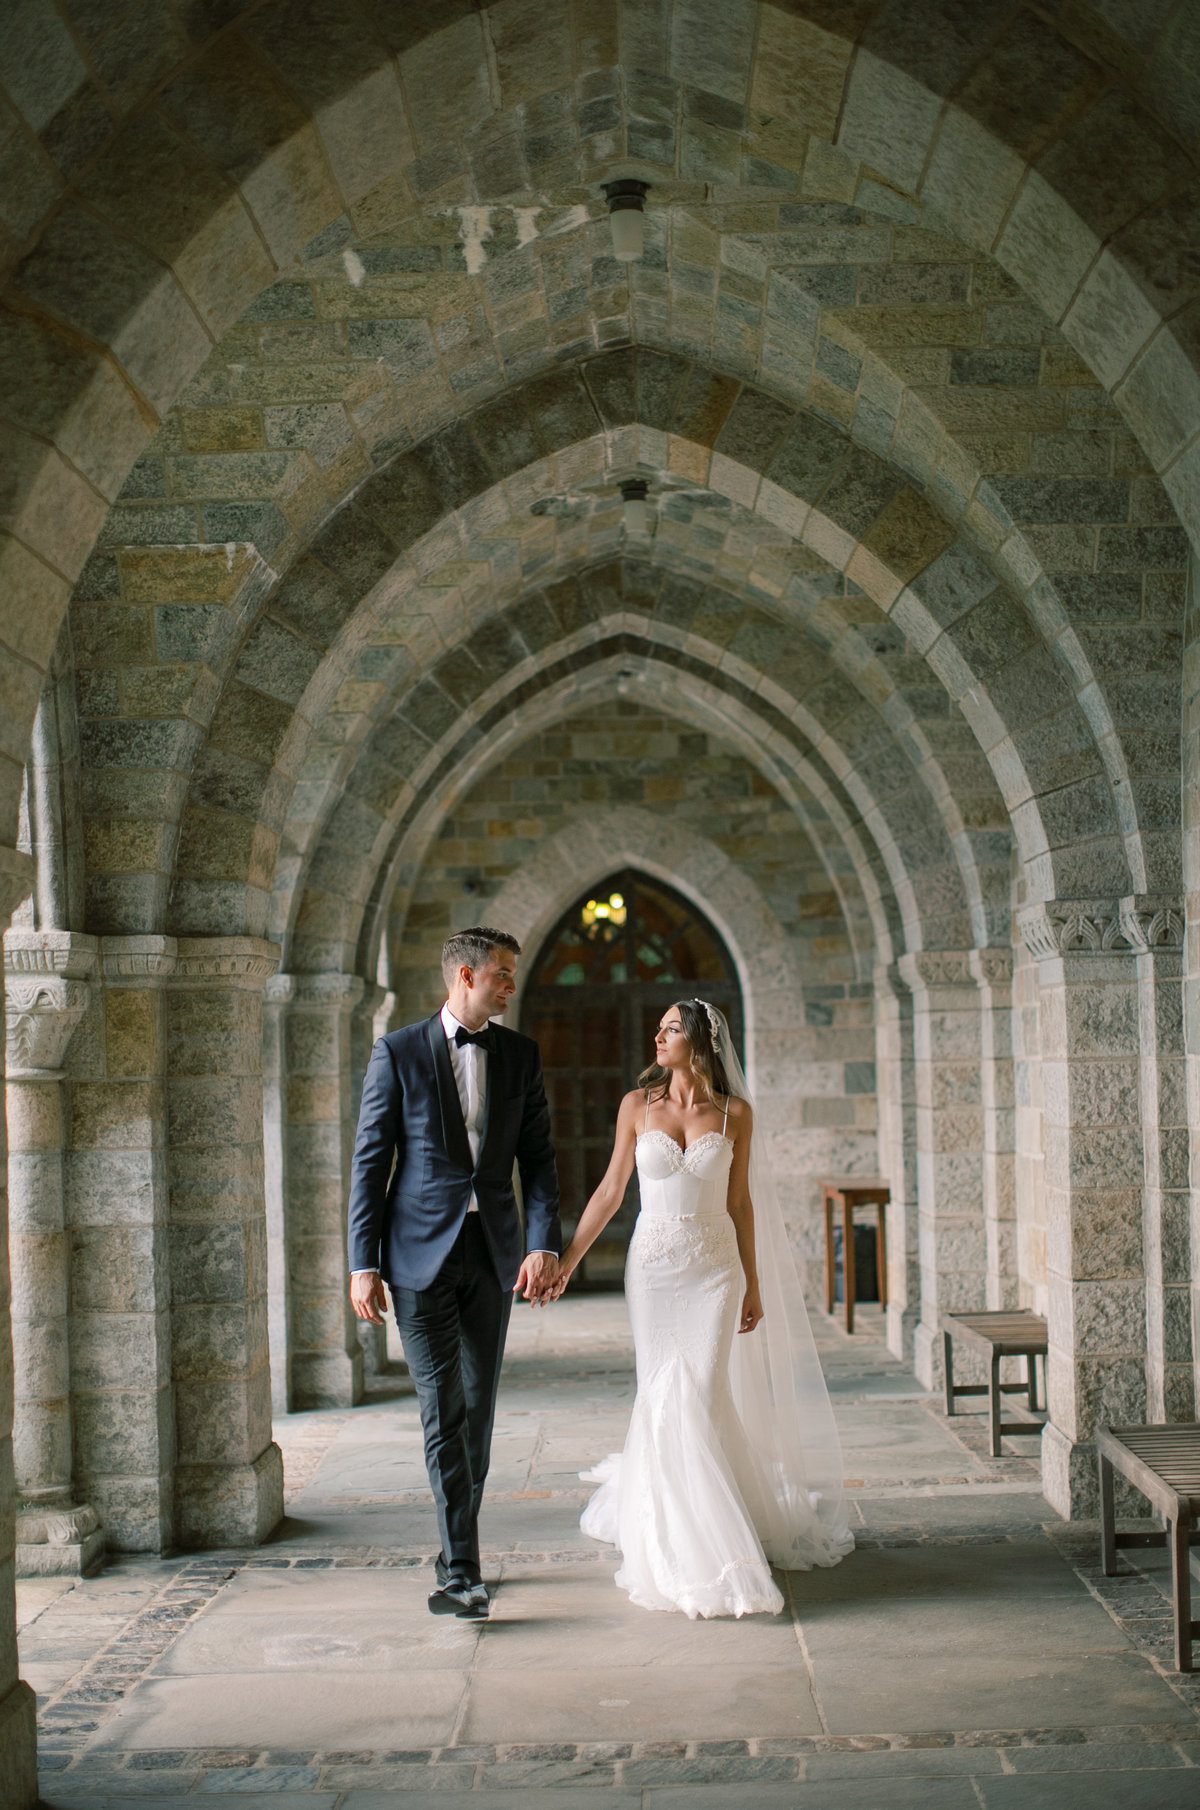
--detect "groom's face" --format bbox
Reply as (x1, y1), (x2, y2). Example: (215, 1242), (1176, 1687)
(470, 949), (518, 1019)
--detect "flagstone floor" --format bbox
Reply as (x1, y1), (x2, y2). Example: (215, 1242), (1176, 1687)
(18, 1297), (1200, 1808)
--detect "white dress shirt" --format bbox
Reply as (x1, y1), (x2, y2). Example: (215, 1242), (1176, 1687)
(442, 1001), (486, 1211)
(351, 1004), (552, 1276)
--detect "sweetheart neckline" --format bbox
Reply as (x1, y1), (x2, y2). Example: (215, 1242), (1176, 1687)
(637, 1128), (734, 1157)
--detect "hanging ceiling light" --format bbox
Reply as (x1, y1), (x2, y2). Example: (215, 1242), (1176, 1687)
(620, 478), (649, 534)
(602, 178), (650, 262)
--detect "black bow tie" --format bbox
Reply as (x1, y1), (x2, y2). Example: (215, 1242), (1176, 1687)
(454, 1025), (495, 1052)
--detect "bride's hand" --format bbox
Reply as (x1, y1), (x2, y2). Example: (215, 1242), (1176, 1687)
(546, 1263), (575, 1301)
(737, 1283), (764, 1334)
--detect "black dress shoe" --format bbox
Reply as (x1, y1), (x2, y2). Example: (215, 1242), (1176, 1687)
(428, 1580), (489, 1619)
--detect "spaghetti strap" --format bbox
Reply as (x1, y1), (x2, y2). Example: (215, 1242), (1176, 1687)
(721, 1096), (729, 1136)
(644, 1092), (650, 1134)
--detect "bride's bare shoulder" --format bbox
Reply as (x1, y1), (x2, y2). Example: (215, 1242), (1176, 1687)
(725, 1095), (752, 1131)
(618, 1087), (647, 1120)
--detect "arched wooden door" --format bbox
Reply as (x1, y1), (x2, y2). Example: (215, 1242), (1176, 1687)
(520, 871), (744, 1287)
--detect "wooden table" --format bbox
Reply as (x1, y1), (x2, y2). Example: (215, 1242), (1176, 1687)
(940, 1310), (1047, 1458)
(818, 1175), (889, 1335)
(1098, 1422), (1200, 1672)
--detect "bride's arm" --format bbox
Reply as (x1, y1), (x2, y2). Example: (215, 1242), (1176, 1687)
(547, 1090), (641, 1296)
(726, 1101), (765, 1333)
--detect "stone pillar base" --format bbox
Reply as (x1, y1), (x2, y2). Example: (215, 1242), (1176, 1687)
(291, 1347), (364, 1411)
(1041, 1421), (1096, 1519)
(175, 1443), (284, 1549)
(15, 1501), (104, 1576)
(914, 1318), (943, 1392)
(886, 1303), (920, 1364)
(357, 1321), (391, 1378)
(0, 1678), (38, 1810)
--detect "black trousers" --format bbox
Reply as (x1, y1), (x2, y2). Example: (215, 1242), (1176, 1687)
(391, 1215), (513, 1584)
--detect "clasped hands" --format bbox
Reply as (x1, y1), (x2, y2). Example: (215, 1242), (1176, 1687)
(513, 1249), (567, 1306)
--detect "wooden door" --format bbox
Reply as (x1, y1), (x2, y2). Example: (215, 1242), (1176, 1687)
(520, 871), (743, 1287)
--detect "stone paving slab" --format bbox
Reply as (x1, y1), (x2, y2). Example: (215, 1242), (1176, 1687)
(458, 1663), (821, 1742)
(87, 1671), (470, 1751)
(976, 1775), (1200, 1809)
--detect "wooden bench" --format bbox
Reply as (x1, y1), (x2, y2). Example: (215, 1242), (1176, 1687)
(940, 1310), (1047, 1458)
(1098, 1423), (1200, 1673)
(818, 1175), (888, 1335)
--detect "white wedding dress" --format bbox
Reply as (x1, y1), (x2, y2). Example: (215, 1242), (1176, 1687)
(581, 1120), (854, 1618)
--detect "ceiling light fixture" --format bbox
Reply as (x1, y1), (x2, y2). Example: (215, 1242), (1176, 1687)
(620, 477), (649, 534)
(602, 178), (650, 262)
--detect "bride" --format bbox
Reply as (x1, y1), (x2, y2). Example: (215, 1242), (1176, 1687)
(550, 998), (854, 1618)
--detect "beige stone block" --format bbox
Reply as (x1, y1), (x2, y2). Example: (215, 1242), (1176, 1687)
(72, 1080), (162, 1151)
(400, 11), (492, 149)
(751, 9), (848, 149)
(922, 108), (1024, 252)
(179, 406), (264, 454)
(240, 125), (343, 268)
(861, 487), (955, 586)
(317, 64), (413, 207)
(104, 989), (162, 1079)
(1115, 323), (1200, 471)
(110, 266), (213, 420)
(995, 171), (1100, 325)
(175, 194), (277, 340)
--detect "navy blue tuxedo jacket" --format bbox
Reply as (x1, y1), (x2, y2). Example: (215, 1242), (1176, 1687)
(346, 1014), (562, 1292)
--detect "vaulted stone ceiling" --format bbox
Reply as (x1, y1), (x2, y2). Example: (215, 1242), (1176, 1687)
(2, 0), (1195, 984)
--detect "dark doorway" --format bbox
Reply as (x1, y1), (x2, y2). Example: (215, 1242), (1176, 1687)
(520, 871), (744, 1287)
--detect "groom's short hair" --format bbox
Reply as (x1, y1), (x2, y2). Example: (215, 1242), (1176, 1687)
(442, 926), (521, 983)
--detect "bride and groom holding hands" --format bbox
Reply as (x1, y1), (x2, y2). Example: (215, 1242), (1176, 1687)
(348, 926), (853, 1623)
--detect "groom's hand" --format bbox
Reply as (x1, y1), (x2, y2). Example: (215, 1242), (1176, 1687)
(514, 1250), (558, 1305)
(350, 1271), (389, 1325)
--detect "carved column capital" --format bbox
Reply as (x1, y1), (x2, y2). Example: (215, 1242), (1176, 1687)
(897, 949), (976, 990)
(101, 934), (178, 984)
(1018, 897), (1183, 959)
(170, 936), (281, 990)
(287, 972), (366, 1012)
(4, 932), (98, 1079)
(968, 947), (1014, 989)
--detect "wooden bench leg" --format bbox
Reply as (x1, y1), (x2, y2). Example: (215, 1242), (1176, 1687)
(988, 1347), (1003, 1457)
(843, 1194), (855, 1336)
(1099, 1454), (1116, 1575)
(1171, 1514), (1193, 1672)
(823, 1195), (834, 1317)
(943, 1329), (955, 1417)
(1027, 1351), (1039, 1414)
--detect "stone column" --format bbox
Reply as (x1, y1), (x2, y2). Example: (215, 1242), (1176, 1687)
(0, 844), (38, 1810)
(1021, 901), (1148, 1518)
(262, 974), (293, 1416)
(874, 963), (919, 1361)
(166, 938), (283, 1547)
(4, 930), (103, 1575)
(898, 951), (987, 1391)
(1012, 940), (1048, 1315)
(1126, 899), (1191, 1421)
(970, 949), (1017, 1311)
(283, 973), (365, 1410)
(70, 937), (175, 1554)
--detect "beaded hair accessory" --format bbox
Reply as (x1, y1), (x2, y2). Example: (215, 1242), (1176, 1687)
(693, 998), (721, 1051)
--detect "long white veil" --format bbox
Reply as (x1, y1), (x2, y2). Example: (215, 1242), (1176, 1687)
(712, 1004), (855, 1568)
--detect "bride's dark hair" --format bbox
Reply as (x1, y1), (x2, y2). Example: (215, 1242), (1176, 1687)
(638, 998), (735, 1103)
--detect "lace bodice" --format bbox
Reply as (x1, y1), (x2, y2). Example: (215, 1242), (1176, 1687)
(635, 1129), (733, 1222)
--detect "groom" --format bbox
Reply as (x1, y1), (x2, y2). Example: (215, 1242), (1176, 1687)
(347, 927), (561, 1619)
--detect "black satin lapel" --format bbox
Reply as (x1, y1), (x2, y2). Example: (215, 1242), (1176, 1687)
(427, 1016), (472, 1172)
(477, 1030), (506, 1172)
